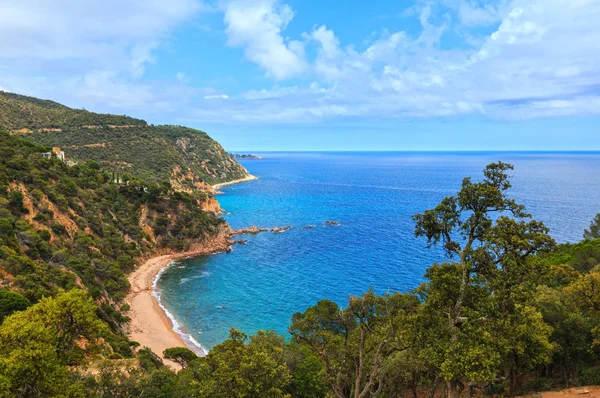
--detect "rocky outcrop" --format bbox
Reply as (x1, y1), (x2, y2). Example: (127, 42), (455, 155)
(232, 226), (268, 235)
(140, 223), (235, 260)
(200, 196), (222, 214)
(271, 226), (291, 233)
(325, 220), (341, 226)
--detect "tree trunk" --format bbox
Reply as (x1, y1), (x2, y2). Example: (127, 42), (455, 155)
(447, 380), (459, 398)
(510, 366), (517, 395)
(428, 374), (440, 398)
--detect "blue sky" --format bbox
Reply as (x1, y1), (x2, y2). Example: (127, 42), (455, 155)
(0, 0), (599, 150)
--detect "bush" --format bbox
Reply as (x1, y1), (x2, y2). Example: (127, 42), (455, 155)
(50, 222), (66, 235)
(0, 289), (31, 322)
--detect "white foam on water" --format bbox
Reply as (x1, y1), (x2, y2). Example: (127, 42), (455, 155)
(152, 261), (209, 356)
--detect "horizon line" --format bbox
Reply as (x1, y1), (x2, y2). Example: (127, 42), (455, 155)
(229, 149), (600, 153)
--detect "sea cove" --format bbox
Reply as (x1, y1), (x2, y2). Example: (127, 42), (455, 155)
(157, 151), (600, 351)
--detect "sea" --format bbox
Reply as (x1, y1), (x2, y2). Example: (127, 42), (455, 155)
(156, 152), (600, 353)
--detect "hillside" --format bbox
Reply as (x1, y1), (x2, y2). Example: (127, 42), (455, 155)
(0, 91), (250, 187)
(0, 131), (231, 354)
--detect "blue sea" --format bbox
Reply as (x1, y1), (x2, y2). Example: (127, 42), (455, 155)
(157, 152), (600, 352)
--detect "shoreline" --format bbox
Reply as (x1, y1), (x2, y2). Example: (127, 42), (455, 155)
(125, 230), (234, 367)
(125, 255), (189, 368)
(212, 174), (257, 191)
(125, 174), (258, 368)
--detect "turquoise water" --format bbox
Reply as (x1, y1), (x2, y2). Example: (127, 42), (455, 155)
(157, 152), (600, 352)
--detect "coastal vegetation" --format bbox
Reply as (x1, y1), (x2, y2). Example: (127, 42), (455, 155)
(0, 130), (231, 396)
(1, 93), (600, 397)
(0, 91), (250, 187)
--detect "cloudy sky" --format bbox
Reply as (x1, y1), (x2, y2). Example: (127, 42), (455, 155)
(1, 0), (599, 150)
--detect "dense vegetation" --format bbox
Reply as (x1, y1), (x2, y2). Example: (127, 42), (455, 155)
(0, 91), (145, 130)
(2, 148), (600, 397)
(0, 91), (250, 187)
(0, 131), (228, 376)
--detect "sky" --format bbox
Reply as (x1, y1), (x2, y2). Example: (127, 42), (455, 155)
(0, 0), (599, 151)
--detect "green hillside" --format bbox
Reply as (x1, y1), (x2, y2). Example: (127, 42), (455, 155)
(0, 91), (250, 187)
(0, 91), (145, 130)
(0, 131), (229, 353)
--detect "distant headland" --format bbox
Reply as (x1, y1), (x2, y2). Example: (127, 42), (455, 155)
(229, 153), (263, 160)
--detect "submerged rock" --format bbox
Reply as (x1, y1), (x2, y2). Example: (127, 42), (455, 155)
(271, 226), (291, 233)
(324, 220), (341, 226)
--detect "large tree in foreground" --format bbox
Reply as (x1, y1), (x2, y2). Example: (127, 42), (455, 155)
(412, 162), (556, 397)
(289, 291), (419, 398)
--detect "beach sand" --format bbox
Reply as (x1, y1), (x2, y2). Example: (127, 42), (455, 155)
(212, 174), (257, 191)
(125, 255), (188, 369)
(125, 174), (256, 369)
(125, 225), (234, 369)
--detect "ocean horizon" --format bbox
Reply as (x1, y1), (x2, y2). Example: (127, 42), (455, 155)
(157, 151), (600, 352)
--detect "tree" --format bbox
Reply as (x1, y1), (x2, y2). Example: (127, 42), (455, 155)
(290, 291), (419, 398)
(0, 290), (107, 397)
(164, 347), (197, 369)
(138, 347), (164, 371)
(584, 213), (600, 240)
(0, 289), (30, 323)
(186, 329), (292, 397)
(412, 162), (555, 397)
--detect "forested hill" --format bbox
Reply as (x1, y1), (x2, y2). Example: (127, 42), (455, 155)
(0, 91), (250, 187)
(0, 91), (146, 131)
(0, 131), (231, 388)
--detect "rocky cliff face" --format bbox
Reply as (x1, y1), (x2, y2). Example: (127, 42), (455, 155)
(200, 196), (223, 214)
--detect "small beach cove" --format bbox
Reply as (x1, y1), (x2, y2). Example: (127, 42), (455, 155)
(124, 225), (235, 366)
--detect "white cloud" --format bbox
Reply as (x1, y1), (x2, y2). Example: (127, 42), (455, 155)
(456, 0), (510, 26)
(0, 0), (203, 109)
(223, 0), (307, 80)
(1, 0), (600, 126)
(200, 0), (600, 123)
(130, 41), (160, 79)
(204, 94), (230, 99)
(176, 72), (190, 83)
(0, 0), (202, 61)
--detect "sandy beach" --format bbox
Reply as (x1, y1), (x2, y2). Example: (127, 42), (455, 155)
(212, 174), (257, 191)
(124, 172), (257, 369)
(125, 224), (234, 369)
(125, 255), (189, 368)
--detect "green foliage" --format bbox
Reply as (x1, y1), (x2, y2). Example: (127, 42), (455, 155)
(0, 290), (30, 323)
(0, 131), (226, 329)
(412, 162), (556, 396)
(196, 329), (292, 397)
(0, 290), (107, 397)
(138, 347), (165, 372)
(543, 239), (600, 273)
(584, 213), (600, 240)
(290, 290), (420, 397)
(0, 91), (250, 186)
(0, 91), (144, 130)
(1, 131), (600, 398)
(163, 347), (197, 369)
